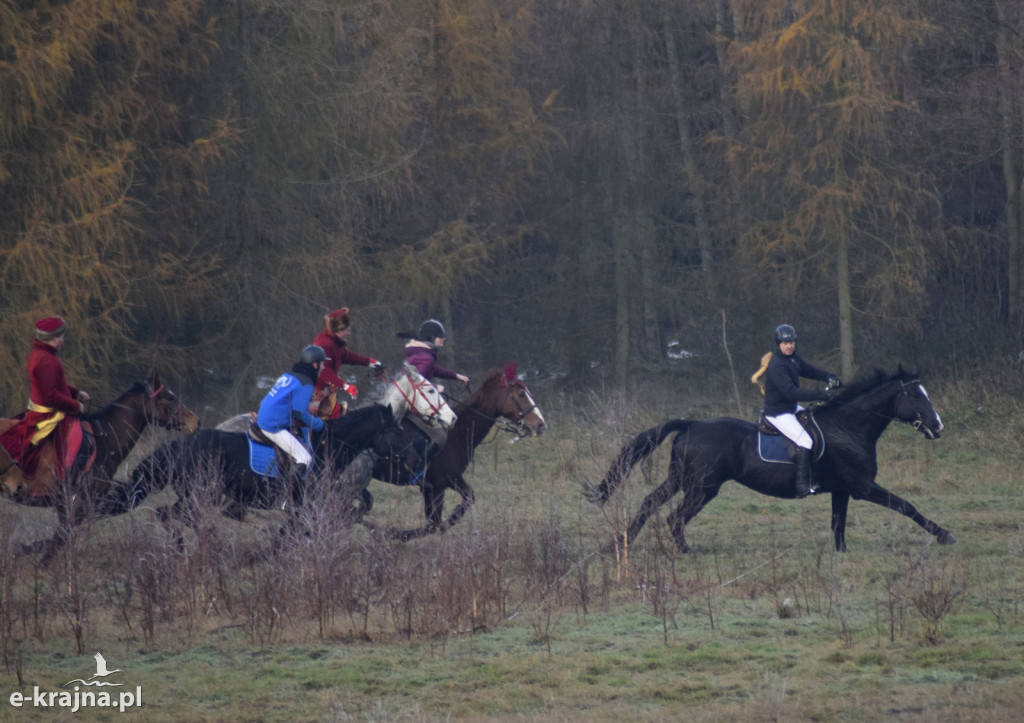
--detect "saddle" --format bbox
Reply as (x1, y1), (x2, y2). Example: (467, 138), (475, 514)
(756, 410), (824, 463)
(0, 417), (97, 498)
(245, 419), (313, 480)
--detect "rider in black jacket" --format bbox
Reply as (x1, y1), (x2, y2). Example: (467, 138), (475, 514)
(763, 324), (841, 497)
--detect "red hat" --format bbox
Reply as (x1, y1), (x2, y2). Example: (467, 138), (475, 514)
(324, 308), (351, 333)
(34, 316), (66, 341)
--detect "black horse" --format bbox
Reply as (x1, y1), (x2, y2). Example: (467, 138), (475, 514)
(125, 403), (417, 527)
(587, 366), (955, 552)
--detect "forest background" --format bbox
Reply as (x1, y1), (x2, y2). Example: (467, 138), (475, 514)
(2, 0), (1022, 415)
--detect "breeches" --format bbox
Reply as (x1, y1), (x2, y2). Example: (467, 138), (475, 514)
(765, 412), (812, 449)
(260, 428), (312, 466)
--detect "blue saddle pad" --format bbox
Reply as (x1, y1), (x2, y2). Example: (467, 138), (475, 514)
(757, 432), (793, 464)
(247, 437), (282, 478)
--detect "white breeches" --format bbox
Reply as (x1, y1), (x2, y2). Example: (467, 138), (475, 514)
(765, 410), (812, 449)
(260, 428), (312, 466)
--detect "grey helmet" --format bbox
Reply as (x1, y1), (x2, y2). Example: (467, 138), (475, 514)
(774, 324), (797, 344)
(418, 318), (447, 341)
(300, 345), (328, 365)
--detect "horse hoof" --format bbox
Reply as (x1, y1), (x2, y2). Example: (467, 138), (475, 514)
(937, 530), (957, 545)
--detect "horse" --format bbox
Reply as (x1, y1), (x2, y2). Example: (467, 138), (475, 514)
(362, 361), (547, 540)
(214, 363), (458, 519)
(216, 362), (458, 435)
(586, 365), (955, 553)
(0, 368), (201, 562)
(126, 403), (420, 534)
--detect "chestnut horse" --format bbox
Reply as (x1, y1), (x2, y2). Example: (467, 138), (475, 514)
(363, 361), (546, 540)
(0, 368), (200, 561)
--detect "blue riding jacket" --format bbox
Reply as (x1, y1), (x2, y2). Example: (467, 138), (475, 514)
(257, 368), (324, 434)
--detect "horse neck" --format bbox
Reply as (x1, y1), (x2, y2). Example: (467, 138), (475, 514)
(87, 393), (150, 471)
(821, 379), (900, 443)
(452, 382), (501, 449)
(381, 380), (410, 418)
(320, 410), (379, 460)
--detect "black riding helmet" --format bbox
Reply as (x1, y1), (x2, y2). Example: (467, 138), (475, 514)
(774, 324), (797, 344)
(418, 319), (446, 341)
(300, 344), (328, 365)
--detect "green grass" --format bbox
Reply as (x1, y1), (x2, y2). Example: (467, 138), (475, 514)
(1, 371), (1023, 720)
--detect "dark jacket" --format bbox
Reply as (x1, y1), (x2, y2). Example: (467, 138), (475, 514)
(763, 350), (833, 416)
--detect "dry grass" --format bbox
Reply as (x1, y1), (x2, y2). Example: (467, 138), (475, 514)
(1, 368), (1023, 720)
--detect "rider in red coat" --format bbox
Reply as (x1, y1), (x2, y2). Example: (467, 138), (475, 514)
(0, 317), (91, 476)
(311, 308), (382, 419)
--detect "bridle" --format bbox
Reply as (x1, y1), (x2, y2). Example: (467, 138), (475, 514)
(893, 378), (929, 432)
(495, 376), (540, 437)
(386, 372), (450, 428)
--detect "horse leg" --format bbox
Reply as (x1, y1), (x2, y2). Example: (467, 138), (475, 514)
(830, 492), (851, 552)
(619, 466), (685, 552)
(665, 479), (720, 554)
(38, 491), (85, 565)
(439, 476), (474, 532)
(859, 482), (957, 546)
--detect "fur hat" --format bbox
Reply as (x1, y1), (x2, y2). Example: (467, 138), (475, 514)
(34, 316), (66, 342)
(324, 308), (351, 333)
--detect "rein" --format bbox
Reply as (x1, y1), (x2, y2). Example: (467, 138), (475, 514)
(384, 371), (448, 427)
(818, 377), (925, 429)
(442, 376), (538, 439)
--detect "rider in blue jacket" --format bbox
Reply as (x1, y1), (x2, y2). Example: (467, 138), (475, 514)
(257, 345), (326, 477)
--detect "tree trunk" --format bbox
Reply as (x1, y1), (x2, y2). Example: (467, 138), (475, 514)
(996, 0), (1024, 341)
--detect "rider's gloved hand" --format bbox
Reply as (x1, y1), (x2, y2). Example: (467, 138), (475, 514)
(369, 359), (384, 373)
(827, 375), (842, 388)
(343, 383), (359, 399)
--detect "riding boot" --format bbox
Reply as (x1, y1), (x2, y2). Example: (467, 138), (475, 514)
(793, 448), (817, 498)
(290, 463), (308, 507)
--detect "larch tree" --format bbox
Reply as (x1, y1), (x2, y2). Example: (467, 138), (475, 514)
(0, 0), (236, 410)
(728, 0), (939, 376)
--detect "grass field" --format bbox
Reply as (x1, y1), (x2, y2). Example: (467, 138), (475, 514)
(1, 367), (1022, 721)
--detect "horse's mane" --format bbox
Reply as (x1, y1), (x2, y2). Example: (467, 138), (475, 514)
(324, 403), (388, 436)
(82, 381), (149, 421)
(449, 369), (502, 416)
(823, 368), (897, 407)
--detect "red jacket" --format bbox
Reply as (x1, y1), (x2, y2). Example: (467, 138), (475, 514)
(27, 340), (81, 416)
(312, 330), (374, 393)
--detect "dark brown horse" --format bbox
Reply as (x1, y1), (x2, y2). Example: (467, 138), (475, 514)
(367, 361), (547, 540)
(0, 368), (200, 561)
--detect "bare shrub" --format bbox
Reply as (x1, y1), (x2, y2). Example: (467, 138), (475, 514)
(894, 552), (967, 643)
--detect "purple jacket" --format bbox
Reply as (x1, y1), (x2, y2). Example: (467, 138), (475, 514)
(404, 341), (457, 382)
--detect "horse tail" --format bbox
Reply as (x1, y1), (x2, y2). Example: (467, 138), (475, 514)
(585, 419), (691, 505)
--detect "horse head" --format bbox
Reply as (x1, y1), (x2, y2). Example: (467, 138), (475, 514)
(893, 364), (943, 439)
(387, 363), (457, 431)
(497, 360), (546, 437)
(142, 368), (201, 434)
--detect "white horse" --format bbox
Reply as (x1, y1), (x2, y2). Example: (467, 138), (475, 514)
(216, 362), (456, 433)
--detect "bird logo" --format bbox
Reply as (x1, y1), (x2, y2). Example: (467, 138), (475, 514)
(64, 653), (124, 687)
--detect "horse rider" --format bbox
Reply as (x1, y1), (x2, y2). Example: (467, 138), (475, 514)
(399, 318), (470, 392)
(311, 307), (384, 419)
(761, 324), (841, 498)
(256, 345), (326, 483)
(395, 318), (468, 481)
(0, 316), (91, 478)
